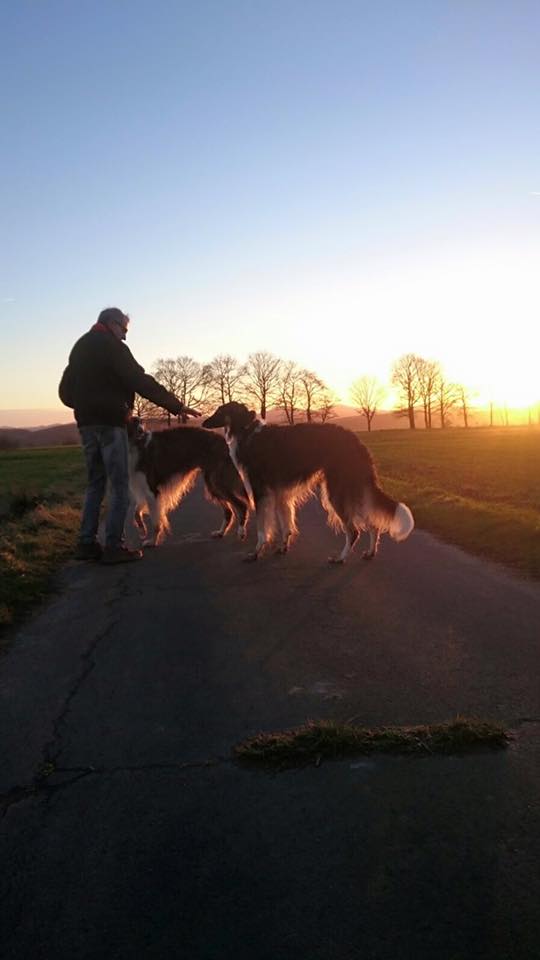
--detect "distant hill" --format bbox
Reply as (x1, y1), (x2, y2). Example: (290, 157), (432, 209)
(0, 423), (79, 449)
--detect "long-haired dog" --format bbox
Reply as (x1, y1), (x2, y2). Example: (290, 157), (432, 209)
(127, 417), (250, 546)
(202, 402), (414, 563)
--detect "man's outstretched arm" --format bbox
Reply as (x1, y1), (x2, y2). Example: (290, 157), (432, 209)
(114, 347), (200, 417)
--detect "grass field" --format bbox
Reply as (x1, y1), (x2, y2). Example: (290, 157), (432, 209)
(1, 426), (539, 635)
(363, 426), (540, 579)
(0, 446), (84, 633)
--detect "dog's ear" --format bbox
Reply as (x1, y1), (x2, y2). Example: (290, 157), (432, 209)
(248, 410), (257, 423)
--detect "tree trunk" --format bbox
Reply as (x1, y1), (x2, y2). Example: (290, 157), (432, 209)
(408, 406), (416, 429)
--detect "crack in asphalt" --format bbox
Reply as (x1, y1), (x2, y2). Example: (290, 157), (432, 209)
(41, 617), (121, 769)
(0, 757), (230, 818)
(0, 573), (133, 818)
(40, 568), (135, 770)
(0, 769), (94, 819)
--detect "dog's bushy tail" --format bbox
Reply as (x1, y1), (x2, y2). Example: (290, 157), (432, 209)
(368, 484), (414, 542)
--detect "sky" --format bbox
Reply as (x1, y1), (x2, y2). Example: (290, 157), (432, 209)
(1, 0), (539, 426)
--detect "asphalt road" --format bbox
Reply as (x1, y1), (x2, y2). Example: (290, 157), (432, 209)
(2, 483), (540, 959)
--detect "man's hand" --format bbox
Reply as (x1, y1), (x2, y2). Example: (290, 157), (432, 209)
(183, 405), (201, 418)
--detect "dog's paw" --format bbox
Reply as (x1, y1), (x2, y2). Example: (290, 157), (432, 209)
(243, 551), (258, 562)
(142, 539), (158, 548)
(328, 555), (345, 564)
(237, 527), (247, 542)
(362, 550), (375, 561)
(211, 530), (225, 539)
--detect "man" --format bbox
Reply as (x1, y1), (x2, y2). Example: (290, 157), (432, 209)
(59, 307), (200, 564)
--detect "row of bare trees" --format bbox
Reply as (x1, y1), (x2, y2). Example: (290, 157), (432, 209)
(351, 354), (477, 431)
(135, 351), (335, 424)
(137, 348), (531, 432)
(391, 354), (476, 429)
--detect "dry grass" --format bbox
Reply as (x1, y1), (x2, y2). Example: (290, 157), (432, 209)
(0, 447), (83, 635)
(234, 718), (509, 769)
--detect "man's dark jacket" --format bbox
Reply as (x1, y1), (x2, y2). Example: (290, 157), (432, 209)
(58, 327), (184, 427)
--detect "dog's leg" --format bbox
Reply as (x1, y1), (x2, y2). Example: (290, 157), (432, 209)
(363, 527), (380, 560)
(275, 492), (295, 554)
(154, 492), (169, 546)
(329, 523), (359, 564)
(208, 462), (250, 542)
(226, 491), (249, 541)
(205, 470), (245, 539)
(211, 505), (234, 539)
(134, 506), (147, 539)
(124, 496), (135, 531)
(244, 493), (274, 561)
(143, 491), (165, 547)
(323, 478), (361, 564)
(234, 501), (249, 541)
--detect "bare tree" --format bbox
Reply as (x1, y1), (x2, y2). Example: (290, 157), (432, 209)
(456, 384), (475, 428)
(174, 356), (210, 419)
(437, 377), (459, 428)
(242, 351), (282, 419)
(154, 356), (208, 425)
(153, 357), (182, 394)
(414, 358), (440, 430)
(391, 354), (422, 429)
(299, 369), (327, 422)
(350, 375), (386, 432)
(133, 394), (162, 423)
(277, 360), (303, 424)
(206, 354), (245, 407)
(316, 388), (336, 422)
(152, 358), (183, 426)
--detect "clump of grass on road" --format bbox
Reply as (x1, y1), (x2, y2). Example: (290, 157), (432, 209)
(234, 718), (509, 769)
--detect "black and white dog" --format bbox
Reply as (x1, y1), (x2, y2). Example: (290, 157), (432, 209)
(127, 417), (250, 546)
(202, 402), (414, 562)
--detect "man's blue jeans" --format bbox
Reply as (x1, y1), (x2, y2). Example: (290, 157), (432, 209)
(79, 426), (130, 549)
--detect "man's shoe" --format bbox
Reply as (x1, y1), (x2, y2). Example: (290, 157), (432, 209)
(75, 542), (103, 562)
(101, 546), (143, 564)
